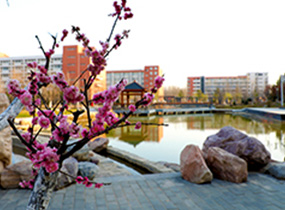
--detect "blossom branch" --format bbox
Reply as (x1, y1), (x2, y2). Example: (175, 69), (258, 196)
(7, 118), (36, 153)
(58, 169), (110, 186)
(107, 8), (122, 43)
(35, 35), (57, 70)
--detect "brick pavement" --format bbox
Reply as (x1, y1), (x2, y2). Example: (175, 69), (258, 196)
(0, 172), (285, 210)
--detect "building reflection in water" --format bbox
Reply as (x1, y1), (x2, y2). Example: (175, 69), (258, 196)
(108, 116), (164, 147)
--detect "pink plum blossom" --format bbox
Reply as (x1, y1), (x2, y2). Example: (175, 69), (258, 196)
(142, 93), (154, 106)
(22, 132), (32, 142)
(82, 177), (92, 187)
(135, 121), (142, 129)
(27, 143), (59, 173)
(81, 128), (89, 138)
(61, 29), (68, 42)
(52, 72), (68, 90)
(45, 162), (59, 173)
(154, 76), (165, 89)
(27, 62), (37, 69)
(7, 79), (23, 97)
(76, 176), (84, 184)
(19, 91), (33, 106)
(95, 183), (103, 188)
(128, 104), (136, 112)
(63, 86), (84, 104)
(38, 116), (50, 128)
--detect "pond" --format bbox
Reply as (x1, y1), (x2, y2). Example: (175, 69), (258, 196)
(106, 113), (285, 164)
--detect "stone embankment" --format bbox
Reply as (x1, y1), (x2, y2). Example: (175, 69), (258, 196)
(106, 146), (175, 174)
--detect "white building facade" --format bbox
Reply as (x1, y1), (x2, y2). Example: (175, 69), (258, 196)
(246, 72), (268, 97)
(0, 55), (62, 87)
(187, 72), (268, 98)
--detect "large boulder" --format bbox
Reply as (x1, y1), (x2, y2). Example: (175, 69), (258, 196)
(56, 157), (78, 190)
(70, 141), (90, 161)
(0, 127), (12, 168)
(78, 161), (100, 180)
(88, 137), (109, 153)
(0, 161), (4, 173)
(202, 126), (271, 170)
(0, 93), (11, 168)
(0, 160), (33, 189)
(264, 162), (285, 180)
(180, 144), (213, 184)
(205, 147), (248, 183)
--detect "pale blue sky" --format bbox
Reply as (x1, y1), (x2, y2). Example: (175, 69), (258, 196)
(1, 0), (285, 87)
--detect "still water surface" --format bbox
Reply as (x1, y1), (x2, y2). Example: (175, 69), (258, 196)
(106, 114), (285, 163)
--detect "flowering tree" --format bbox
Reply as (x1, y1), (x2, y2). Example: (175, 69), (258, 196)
(3, 1), (165, 209)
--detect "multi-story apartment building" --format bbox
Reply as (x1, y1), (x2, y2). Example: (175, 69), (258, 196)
(0, 45), (106, 96)
(0, 54), (62, 90)
(187, 72), (268, 98)
(246, 72), (268, 96)
(62, 45), (106, 97)
(107, 65), (164, 100)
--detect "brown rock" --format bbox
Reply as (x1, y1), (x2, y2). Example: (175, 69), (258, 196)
(0, 126), (12, 167)
(180, 144), (213, 184)
(205, 147), (247, 183)
(202, 126), (271, 170)
(88, 138), (109, 153)
(0, 160), (34, 189)
(0, 161), (4, 173)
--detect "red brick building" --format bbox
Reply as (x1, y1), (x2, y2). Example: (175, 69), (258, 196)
(107, 65), (164, 102)
(62, 45), (106, 97)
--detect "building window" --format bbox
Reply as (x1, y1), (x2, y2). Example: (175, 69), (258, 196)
(81, 63), (86, 66)
(150, 72), (153, 75)
(69, 71), (76, 74)
(154, 72), (157, 75)
(68, 56), (75, 59)
(67, 63), (75, 66)
(67, 48), (76, 51)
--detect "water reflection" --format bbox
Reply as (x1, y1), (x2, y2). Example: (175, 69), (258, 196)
(107, 116), (164, 146)
(107, 113), (285, 163)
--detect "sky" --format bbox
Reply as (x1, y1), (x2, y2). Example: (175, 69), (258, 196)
(1, 0), (285, 87)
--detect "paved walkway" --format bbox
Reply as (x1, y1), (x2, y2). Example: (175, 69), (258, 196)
(0, 172), (285, 210)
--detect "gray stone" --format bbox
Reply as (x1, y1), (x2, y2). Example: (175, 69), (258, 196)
(265, 162), (285, 180)
(69, 139), (90, 161)
(88, 137), (109, 153)
(12, 153), (29, 164)
(203, 126), (271, 171)
(78, 161), (99, 180)
(56, 157), (78, 190)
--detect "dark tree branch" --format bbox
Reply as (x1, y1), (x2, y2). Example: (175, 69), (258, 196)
(106, 7), (122, 42)
(7, 118), (36, 153)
